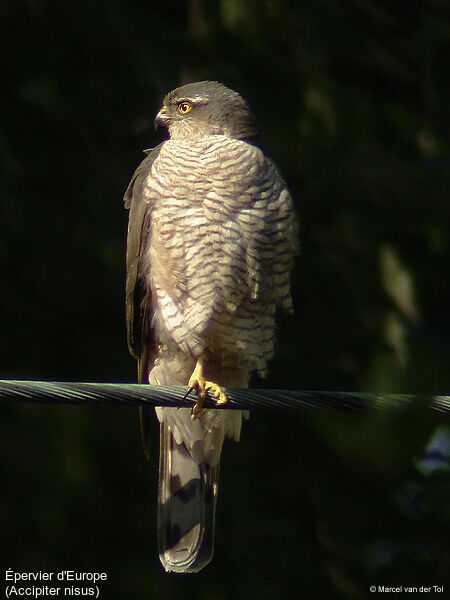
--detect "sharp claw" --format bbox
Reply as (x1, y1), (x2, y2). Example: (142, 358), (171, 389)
(216, 393), (228, 405)
(191, 403), (202, 420)
(185, 358), (229, 418)
(183, 385), (196, 401)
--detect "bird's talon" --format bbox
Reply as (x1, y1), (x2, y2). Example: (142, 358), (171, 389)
(187, 359), (228, 418)
(205, 382), (228, 407)
(215, 392), (228, 406)
(191, 400), (203, 420)
(183, 385), (196, 402)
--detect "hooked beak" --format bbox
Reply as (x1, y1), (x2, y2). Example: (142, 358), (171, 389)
(154, 106), (170, 129)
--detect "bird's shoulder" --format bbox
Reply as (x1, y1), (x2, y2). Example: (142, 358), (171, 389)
(125, 136), (287, 210)
(123, 142), (165, 209)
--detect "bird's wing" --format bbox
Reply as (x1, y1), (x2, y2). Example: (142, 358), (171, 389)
(124, 143), (164, 455)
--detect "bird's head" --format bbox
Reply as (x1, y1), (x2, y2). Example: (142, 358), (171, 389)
(154, 81), (258, 141)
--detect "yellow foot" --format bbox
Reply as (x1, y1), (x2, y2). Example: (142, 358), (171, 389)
(186, 359), (228, 420)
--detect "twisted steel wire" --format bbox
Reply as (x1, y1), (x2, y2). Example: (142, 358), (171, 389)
(0, 380), (448, 414)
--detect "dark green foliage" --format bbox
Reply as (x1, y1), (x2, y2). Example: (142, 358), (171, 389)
(1, 1), (449, 598)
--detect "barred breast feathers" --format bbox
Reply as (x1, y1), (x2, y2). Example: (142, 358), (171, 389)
(141, 135), (298, 362)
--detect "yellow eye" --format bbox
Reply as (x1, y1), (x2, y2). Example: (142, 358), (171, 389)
(178, 101), (192, 114)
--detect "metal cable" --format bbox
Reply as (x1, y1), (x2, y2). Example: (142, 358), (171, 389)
(0, 380), (448, 414)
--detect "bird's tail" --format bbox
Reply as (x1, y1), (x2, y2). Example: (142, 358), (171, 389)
(157, 421), (219, 573)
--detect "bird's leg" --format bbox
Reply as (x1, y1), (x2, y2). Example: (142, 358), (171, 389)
(186, 357), (228, 420)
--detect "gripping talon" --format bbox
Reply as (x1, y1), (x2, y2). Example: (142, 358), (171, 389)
(183, 385), (196, 402)
(187, 358), (228, 419)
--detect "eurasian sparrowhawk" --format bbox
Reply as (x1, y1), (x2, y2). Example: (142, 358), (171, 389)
(124, 81), (298, 573)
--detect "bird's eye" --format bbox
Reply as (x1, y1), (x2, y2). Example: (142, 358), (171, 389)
(178, 102), (192, 114)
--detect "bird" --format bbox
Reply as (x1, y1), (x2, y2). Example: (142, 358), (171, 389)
(124, 80), (298, 573)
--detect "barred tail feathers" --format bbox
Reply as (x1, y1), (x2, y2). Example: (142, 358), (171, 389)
(157, 419), (219, 573)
